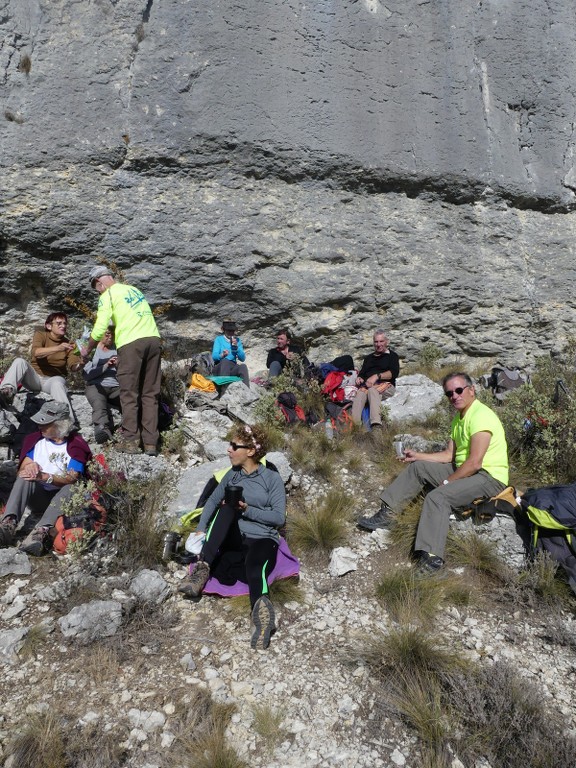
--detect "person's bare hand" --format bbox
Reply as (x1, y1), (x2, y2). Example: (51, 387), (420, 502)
(60, 342), (75, 352)
(221, 350), (229, 358)
(402, 450), (417, 463)
(237, 500), (247, 511)
(19, 462), (40, 480)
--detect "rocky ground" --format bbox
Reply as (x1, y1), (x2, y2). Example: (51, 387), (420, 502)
(1, 375), (576, 768)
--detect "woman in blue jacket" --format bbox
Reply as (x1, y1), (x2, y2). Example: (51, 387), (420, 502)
(211, 320), (250, 386)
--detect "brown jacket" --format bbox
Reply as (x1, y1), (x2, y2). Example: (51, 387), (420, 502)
(30, 329), (78, 378)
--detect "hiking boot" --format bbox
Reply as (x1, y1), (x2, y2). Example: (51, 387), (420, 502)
(144, 444), (158, 457)
(0, 387), (15, 407)
(251, 595), (276, 650)
(370, 423), (383, 430)
(178, 560), (210, 598)
(19, 526), (53, 557)
(0, 516), (17, 547)
(415, 551), (444, 575)
(115, 439), (141, 454)
(357, 502), (394, 531)
(94, 426), (112, 444)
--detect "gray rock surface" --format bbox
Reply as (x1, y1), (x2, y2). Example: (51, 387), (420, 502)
(129, 569), (171, 605)
(1, 1), (576, 367)
(386, 374), (445, 422)
(0, 628), (28, 665)
(58, 599), (123, 643)
(0, 549), (31, 578)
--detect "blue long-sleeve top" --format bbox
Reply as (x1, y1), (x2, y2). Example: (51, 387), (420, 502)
(212, 334), (246, 364)
(198, 464), (286, 542)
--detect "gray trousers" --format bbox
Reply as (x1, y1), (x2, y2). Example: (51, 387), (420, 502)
(351, 385), (395, 425)
(2, 478), (74, 527)
(85, 383), (121, 428)
(1, 357), (75, 419)
(381, 461), (505, 559)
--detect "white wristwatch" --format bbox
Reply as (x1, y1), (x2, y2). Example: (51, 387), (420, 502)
(46, 474), (54, 485)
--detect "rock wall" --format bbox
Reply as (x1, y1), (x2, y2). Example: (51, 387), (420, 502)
(2, 0), (576, 366)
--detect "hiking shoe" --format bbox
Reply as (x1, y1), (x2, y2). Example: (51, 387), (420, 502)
(0, 517), (17, 547)
(370, 423), (383, 430)
(415, 551), (444, 575)
(19, 526), (53, 557)
(94, 426), (112, 444)
(115, 439), (141, 454)
(143, 444), (158, 457)
(357, 503), (394, 531)
(0, 387), (15, 407)
(178, 560), (210, 598)
(251, 595), (276, 650)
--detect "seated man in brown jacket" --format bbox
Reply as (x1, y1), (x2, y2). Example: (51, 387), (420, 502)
(0, 312), (83, 419)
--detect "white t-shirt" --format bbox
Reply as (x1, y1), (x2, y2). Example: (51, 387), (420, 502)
(29, 438), (72, 489)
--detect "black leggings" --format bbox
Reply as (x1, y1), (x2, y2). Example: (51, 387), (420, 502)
(202, 503), (279, 608)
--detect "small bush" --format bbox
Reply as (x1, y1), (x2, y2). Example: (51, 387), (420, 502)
(515, 551), (573, 606)
(95, 461), (177, 569)
(417, 343), (443, 372)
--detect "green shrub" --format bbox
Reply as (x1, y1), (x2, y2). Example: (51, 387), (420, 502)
(497, 351), (576, 483)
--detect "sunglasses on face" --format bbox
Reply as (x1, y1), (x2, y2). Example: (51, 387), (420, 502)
(229, 441), (251, 451)
(444, 386), (468, 398)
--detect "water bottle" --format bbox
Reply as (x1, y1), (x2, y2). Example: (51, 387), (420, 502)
(162, 532), (181, 561)
(325, 421), (334, 440)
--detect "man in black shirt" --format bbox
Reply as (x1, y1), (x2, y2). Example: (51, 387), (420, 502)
(351, 331), (399, 428)
(266, 329), (309, 378)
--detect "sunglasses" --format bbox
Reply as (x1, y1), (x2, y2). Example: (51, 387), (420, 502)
(444, 386), (469, 398)
(229, 441), (251, 451)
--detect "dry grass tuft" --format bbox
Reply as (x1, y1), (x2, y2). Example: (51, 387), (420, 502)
(170, 689), (246, 768)
(287, 487), (353, 554)
(375, 568), (472, 625)
(386, 500), (423, 555)
(7, 712), (66, 768)
(446, 531), (510, 580)
(352, 626), (468, 681)
(251, 704), (287, 752)
(18, 624), (48, 661)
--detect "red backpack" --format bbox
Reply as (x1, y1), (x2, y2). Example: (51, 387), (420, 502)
(321, 371), (347, 403)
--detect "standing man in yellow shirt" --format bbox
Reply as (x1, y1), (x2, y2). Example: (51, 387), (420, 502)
(82, 266), (161, 456)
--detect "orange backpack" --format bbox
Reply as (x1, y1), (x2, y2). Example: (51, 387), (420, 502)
(52, 495), (108, 555)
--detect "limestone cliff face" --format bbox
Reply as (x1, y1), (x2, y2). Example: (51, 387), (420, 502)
(1, 0), (576, 365)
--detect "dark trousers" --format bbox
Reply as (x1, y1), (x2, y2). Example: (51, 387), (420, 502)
(213, 359), (250, 387)
(203, 503), (278, 608)
(117, 336), (162, 446)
